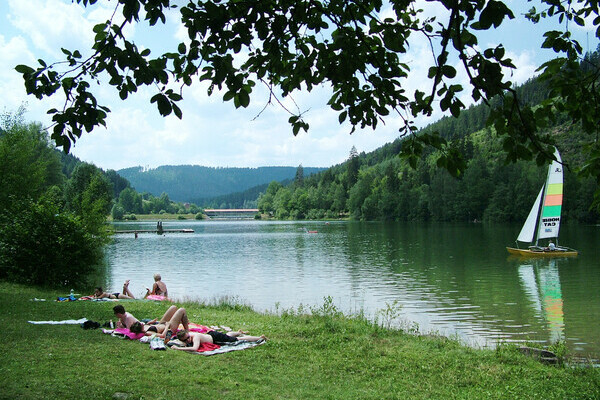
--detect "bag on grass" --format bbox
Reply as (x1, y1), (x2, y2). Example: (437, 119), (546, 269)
(82, 320), (101, 330)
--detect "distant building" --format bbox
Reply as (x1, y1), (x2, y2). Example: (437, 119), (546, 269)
(203, 209), (259, 219)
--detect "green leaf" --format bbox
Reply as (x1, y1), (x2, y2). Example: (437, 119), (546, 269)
(238, 90), (250, 108)
(151, 93), (172, 116)
(172, 103), (182, 119)
(441, 65), (456, 78)
(223, 90), (235, 102)
(15, 65), (35, 74)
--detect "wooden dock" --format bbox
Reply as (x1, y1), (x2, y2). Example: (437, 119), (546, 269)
(117, 229), (194, 234)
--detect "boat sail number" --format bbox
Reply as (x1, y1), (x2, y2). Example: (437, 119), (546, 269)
(542, 217), (560, 228)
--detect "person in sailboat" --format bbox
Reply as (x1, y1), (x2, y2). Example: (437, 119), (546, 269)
(548, 241), (556, 251)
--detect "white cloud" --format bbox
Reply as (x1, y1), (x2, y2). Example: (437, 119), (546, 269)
(8, 0), (94, 57)
(0, 34), (33, 111)
(4, 0), (588, 172)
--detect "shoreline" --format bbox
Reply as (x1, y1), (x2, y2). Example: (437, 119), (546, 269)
(3, 282), (599, 398)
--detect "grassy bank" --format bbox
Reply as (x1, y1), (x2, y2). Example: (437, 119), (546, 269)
(2, 282), (598, 399)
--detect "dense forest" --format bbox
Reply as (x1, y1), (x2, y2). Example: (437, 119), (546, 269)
(118, 165), (326, 202)
(255, 48), (600, 224)
(0, 112), (113, 286)
(0, 108), (220, 286)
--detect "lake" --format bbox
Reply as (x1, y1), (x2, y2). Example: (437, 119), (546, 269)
(106, 220), (600, 358)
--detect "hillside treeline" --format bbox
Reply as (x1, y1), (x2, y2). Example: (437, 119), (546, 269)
(257, 48), (600, 224)
(118, 165), (325, 202)
(259, 128), (598, 224)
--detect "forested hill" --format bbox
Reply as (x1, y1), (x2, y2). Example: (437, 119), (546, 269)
(117, 165), (326, 202)
(255, 50), (600, 223)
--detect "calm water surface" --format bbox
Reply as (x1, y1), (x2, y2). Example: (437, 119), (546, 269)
(107, 220), (600, 357)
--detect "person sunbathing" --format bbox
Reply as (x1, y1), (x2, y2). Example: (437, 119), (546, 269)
(129, 305), (188, 338)
(92, 280), (135, 299)
(171, 330), (267, 352)
(145, 274), (168, 298)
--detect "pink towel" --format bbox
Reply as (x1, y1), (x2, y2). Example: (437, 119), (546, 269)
(146, 294), (167, 301)
(114, 328), (145, 340)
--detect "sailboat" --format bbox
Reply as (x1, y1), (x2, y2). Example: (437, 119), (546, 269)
(506, 148), (578, 257)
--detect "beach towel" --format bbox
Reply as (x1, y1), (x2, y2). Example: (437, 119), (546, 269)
(77, 296), (118, 302)
(102, 328), (145, 340)
(57, 295), (77, 302)
(196, 339), (266, 356)
(188, 323), (210, 333)
(167, 339), (220, 352)
(167, 338), (266, 355)
(146, 294), (168, 301)
(29, 318), (88, 325)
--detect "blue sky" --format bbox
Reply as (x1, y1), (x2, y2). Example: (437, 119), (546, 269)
(0, 0), (597, 171)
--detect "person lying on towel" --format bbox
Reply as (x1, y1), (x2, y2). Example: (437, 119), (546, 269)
(129, 305), (189, 338)
(171, 330), (267, 352)
(92, 280), (135, 299)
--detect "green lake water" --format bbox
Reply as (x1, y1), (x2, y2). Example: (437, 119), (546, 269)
(107, 220), (600, 358)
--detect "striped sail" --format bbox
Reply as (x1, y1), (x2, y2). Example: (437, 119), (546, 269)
(537, 149), (563, 240)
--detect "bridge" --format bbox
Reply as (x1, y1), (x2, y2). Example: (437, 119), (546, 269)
(203, 209), (260, 219)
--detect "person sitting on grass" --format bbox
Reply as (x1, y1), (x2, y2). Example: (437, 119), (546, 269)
(92, 280), (136, 299)
(113, 304), (140, 330)
(171, 329), (267, 352)
(145, 274), (168, 298)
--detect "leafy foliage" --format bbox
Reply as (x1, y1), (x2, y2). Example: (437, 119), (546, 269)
(0, 197), (102, 287)
(15, 0), (600, 187)
(0, 116), (108, 287)
(256, 73), (600, 223)
(64, 163), (114, 236)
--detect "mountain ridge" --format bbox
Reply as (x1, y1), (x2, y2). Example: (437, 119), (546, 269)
(117, 164), (326, 202)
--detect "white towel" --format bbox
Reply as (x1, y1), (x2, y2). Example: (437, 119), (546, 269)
(28, 318), (88, 325)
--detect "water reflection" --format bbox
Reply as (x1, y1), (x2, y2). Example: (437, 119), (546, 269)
(518, 259), (564, 344)
(106, 220), (599, 357)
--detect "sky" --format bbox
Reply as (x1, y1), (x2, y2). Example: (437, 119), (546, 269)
(0, 0), (597, 171)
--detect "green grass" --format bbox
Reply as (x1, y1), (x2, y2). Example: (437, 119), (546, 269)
(1, 282), (599, 399)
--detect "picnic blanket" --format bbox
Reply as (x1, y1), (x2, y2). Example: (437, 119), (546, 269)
(166, 337), (266, 355)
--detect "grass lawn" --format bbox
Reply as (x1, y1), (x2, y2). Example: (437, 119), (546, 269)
(1, 282), (598, 399)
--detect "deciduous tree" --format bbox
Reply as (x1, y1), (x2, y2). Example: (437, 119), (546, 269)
(14, 1), (600, 195)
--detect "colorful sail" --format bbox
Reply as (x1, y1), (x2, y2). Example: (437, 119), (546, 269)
(538, 149), (563, 240)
